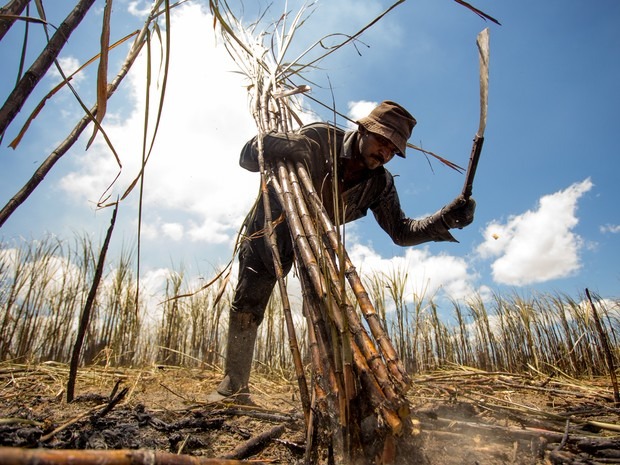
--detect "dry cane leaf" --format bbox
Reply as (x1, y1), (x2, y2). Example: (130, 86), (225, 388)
(86, 0), (112, 149)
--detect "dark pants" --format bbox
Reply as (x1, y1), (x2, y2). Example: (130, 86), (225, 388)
(231, 192), (294, 325)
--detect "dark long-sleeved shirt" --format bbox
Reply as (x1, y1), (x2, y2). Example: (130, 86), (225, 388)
(240, 122), (456, 246)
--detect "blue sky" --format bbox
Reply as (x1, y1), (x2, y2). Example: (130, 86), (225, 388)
(1, 0), (618, 314)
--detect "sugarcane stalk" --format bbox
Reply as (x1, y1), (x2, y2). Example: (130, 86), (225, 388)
(585, 288), (620, 406)
(304, 298), (339, 411)
(273, 163), (326, 298)
(346, 269), (410, 386)
(272, 179), (341, 393)
(299, 270), (347, 462)
(272, 165), (340, 361)
(351, 342), (404, 436)
(0, 0), (31, 42)
(273, 167), (350, 452)
(295, 161), (411, 389)
(305, 264), (405, 436)
(0, 0), (161, 227)
(284, 164), (403, 405)
(307, 270), (404, 435)
(277, 162), (408, 438)
(67, 203), (118, 402)
(221, 424), (285, 460)
(295, 207), (402, 409)
(300, 181), (409, 397)
(315, 282), (406, 431)
(0, 0), (97, 136)
(249, 84), (311, 426)
(304, 382), (320, 465)
(0, 447), (272, 465)
(274, 163), (353, 414)
(271, 170), (350, 440)
(285, 161), (409, 398)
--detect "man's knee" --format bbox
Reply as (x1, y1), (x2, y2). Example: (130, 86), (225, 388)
(231, 273), (275, 326)
(230, 308), (263, 326)
(232, 230), (293, 326)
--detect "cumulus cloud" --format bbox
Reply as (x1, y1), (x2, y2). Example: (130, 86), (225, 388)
(47, 56), (86, 86)
(476, 178), (593, 286)
(127, 1), (151, 17)
(161, 222), (184, 241)
(348, 242), (479, 303)
(600, 224), (620, 234)
(0, 244), (86, 304)
(134, 266), (178, 323)
(347, 100), (377, 128)
(59, 3), (260, 246)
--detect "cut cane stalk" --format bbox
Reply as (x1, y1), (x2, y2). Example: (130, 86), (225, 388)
(273, 163), (408, 435)
(295, 162), (411, 390)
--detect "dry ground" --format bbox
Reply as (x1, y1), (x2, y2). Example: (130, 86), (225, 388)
(1, 363), (619, 464)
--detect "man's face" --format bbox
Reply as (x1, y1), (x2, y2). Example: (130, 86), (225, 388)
(359, 130), (399, 170)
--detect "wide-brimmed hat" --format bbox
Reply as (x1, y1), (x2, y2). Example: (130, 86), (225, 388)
(356, 101), (416, 158)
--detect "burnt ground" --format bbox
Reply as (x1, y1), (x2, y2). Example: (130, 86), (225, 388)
(1, 363), (619, 464)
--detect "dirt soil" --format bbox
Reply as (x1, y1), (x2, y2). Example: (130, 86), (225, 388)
(1, 363), (619, 464)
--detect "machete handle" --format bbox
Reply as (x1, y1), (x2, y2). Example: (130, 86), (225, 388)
(461, 134), (484, 200)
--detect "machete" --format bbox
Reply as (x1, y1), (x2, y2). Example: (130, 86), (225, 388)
(462, 28), (490, 200)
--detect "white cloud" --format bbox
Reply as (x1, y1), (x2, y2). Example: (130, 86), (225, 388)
(127, 0), (152, 17)
(187, 219), (235, 244)
(600, 224), (620, 234)
(137, 220), (159, 240)
(477, 178), (593, 286)
(0, 244), (85, 303)
(161, 222), (184, 241)
(59, 3), (261, 246)
(136, 266), (176, 323)
(47, 56), (86, 87)
(347, 100), (377, 128)
(348, 242), (479, 303)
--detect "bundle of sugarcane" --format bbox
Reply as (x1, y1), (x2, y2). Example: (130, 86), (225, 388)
(205, 1), (492, 461)
(272, 157), (417, 463)
(253, 100), (415, 464)
(207, 2), (418, 463)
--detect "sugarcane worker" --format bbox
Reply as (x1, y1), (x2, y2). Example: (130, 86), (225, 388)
(207, 100), (476, 404)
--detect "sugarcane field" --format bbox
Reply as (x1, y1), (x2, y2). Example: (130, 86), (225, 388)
(1, 238), (619, 464)
(1, 0), (619, 464)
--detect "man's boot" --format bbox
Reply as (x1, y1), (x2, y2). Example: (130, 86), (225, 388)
(207, 311), (258, 404)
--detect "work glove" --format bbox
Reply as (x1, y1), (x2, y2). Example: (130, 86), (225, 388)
(261, 132), (319, 167)
(239, 132), (319, 172)
(441, 195), (476, 229)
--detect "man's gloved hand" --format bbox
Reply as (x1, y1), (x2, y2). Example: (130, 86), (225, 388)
(441, 195), (476, 229)
(261, 132), (319, 167)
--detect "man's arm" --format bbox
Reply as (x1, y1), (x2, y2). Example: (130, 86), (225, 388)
(371, 174), (475, 246)
(239, 132), (319, 172)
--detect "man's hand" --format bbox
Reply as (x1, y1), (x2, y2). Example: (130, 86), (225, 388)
(239, 132), (319, 172)
(261, 132), (318, 166)
(441, 195), (476, 229)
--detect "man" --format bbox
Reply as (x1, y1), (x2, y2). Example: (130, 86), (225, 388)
(207, 101), (475, 404)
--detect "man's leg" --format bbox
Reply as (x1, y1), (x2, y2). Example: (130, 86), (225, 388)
(208, 195), (294, 403)
(215, 312), (259, 402)
(208, 234), (293, 403)
(213, 245), (274, 403)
